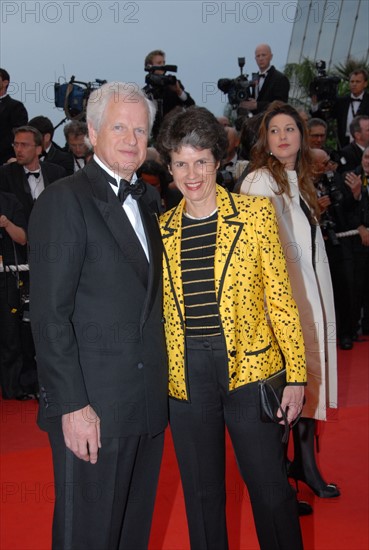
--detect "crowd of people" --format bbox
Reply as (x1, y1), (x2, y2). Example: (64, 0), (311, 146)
(0, 45), (368, 549)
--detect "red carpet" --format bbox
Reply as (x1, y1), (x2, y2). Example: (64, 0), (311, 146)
(1, 338), (368, 550)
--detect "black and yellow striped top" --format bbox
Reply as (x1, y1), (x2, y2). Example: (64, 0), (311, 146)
(181, 212), (222, 338)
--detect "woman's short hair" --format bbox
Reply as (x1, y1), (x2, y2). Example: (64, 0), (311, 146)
(156, 106), (228, 165)
(86, 82), (156, 134)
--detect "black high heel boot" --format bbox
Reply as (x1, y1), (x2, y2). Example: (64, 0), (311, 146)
(288, 418), (340, 498)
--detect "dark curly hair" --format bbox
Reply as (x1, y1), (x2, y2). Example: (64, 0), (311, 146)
(249, 101), (319, 219)
(156, 106), (228, 166)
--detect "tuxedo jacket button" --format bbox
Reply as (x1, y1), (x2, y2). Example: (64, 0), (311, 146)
(137, 362), (144, 369)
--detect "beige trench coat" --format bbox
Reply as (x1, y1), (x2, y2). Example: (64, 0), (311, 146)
(241, 169), (337, 420)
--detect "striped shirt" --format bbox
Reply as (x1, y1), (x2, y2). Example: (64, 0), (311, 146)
(181, 212), (222, 338)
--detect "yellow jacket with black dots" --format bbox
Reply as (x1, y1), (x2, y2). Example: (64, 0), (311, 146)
(160, 185), (306, 401)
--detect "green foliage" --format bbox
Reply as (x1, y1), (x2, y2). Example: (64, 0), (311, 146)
(284, 57), (369, 106)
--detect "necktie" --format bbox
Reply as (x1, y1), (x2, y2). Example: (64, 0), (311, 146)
(26, 172), (40, 179)
(117, 178), (146, 204)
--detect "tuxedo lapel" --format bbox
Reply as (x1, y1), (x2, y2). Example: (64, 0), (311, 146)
(138, 197), (163, 324)
(84, 161), (149, 287)
(41, 164), (50, 187)
(0, 95), (10, 117)
(257, 66), (275, 101)
(12, 163), (34, 209)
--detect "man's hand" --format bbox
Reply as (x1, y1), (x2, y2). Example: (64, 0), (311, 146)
(277, 386), (304, 424)
(239, 98), (257, 112)
(317, 195), (331, 214)
(345, 172), (362, 199)
(62, 405), (101, 463)
(358, 225), (369, 246)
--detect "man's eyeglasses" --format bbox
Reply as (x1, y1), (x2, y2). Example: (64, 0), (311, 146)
(12, 142), (37, 149)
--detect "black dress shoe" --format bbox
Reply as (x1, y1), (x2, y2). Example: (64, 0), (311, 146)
(16, 393), (38, 401)
(298, 501), (313, 516)
(339, 337), (353, 350)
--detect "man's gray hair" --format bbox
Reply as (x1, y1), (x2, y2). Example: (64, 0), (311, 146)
(86, 82), (156, 134)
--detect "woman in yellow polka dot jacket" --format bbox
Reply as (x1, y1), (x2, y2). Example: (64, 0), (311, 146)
(156, 106), (306, 550)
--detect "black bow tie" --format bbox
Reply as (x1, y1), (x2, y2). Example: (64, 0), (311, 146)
(107, 174), (146, 204)
(259, 73), (267, 79)
(26, 171), (40, 179)
(351, 97), (362, 102)
(118, 178), (146, 203)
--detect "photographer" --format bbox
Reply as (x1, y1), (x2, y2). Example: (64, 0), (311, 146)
(238, 44), (290, 115)
(334, 69), (369, 148)
(312, 68), (369, 148)
(338, 115), (369, 173)
(143, 50), (195, 138)
(0, 191), (28, 399)
(343, 146), (369, 336)
(312, 148), (355, 349)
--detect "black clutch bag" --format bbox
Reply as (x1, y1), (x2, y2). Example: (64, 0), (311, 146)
(258, 368), (290, 443)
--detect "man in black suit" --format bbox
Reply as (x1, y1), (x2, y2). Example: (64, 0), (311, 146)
(338, 115), (369, 173)
(0, 126), (66, 222)
(28, 82), (168, 550)
(239, 43), (290, 115)
(0, 126), (66, 398)
(332, 69), (369, 148)
(63, 120), (93, 171)
(143, 49), (195, 138)
(28, 115), (74, 176)
(0, 191), (28, 399)
(0, 68), (28, 165)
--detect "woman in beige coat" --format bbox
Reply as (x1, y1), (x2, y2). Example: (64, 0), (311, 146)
(240, 101), (340, 499)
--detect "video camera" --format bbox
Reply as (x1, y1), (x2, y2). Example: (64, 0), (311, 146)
(316, 170), (344, 246)
(309, 60), (340, 116)
(54, 76), (107, 120)
(144, 64), (178, 99)
(217, 57), (252, 108)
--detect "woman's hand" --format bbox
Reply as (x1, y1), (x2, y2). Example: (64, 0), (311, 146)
(278, 386), (304, 424)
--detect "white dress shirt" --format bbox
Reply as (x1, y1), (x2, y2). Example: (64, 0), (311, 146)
(94, 155), (149, 261)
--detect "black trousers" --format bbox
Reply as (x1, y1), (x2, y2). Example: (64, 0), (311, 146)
(169, 336), (302, 550)
(48, 425), (164, 550)
(0, 272), (23, 398)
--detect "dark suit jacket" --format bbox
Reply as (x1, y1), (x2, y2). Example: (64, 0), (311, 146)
(0, 191), (28, 264)
(338, 142), (364, 173)
(0, 95), (28, 165)
(253, 66), (290, 114)
(333, 91), (369, 148)
(28, 160), (168, 438)
(0, 161), (66, 222)
(43, 143), (74, 176)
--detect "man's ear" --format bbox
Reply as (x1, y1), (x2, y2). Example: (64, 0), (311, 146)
(168, 164), (173, 176)
(88, 123), (97, 147)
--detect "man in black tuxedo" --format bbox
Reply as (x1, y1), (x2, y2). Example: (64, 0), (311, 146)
(143, 49), (195, 138)
(331, 69), (369, 148)
(239, 43), (290, 115)
(28, 116), (74, 176)
(338, 115), (369, 173)
(0, 68), (28, 165)
(0, 126), (66, 222)
(0, 126), (66, 398)
(63, 120), (92, 172)
(28, 82), (168, 550)
(0, 191), (28, 399)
